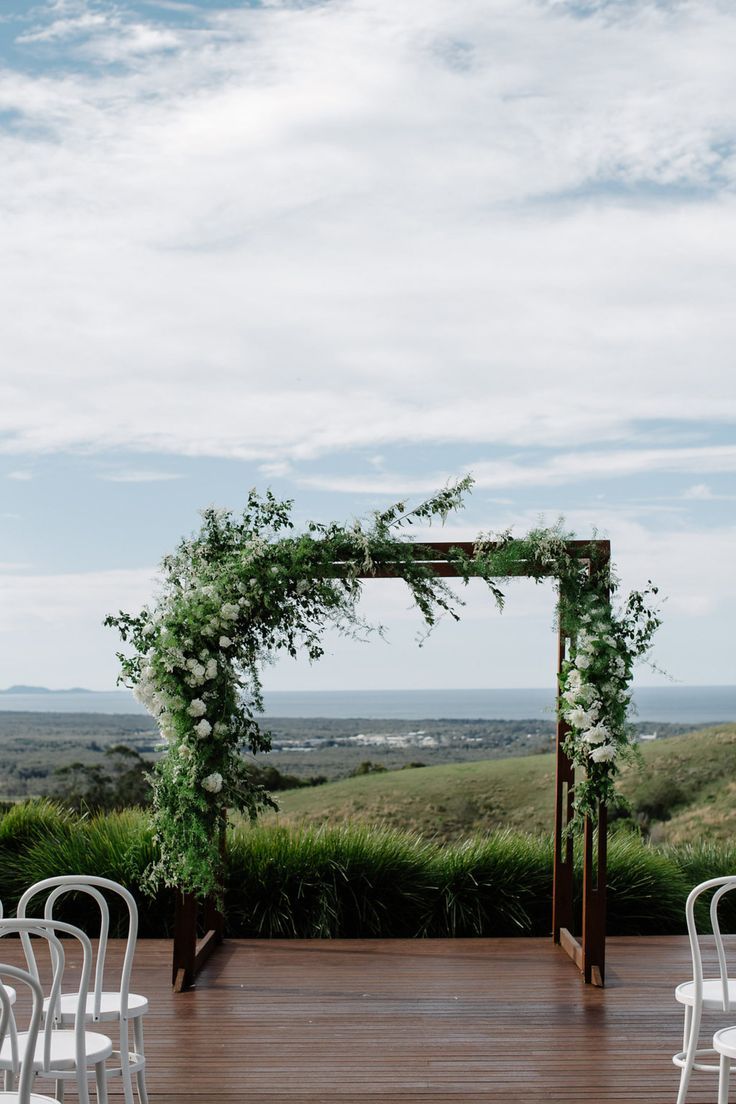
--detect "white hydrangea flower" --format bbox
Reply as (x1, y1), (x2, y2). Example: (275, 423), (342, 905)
(205, 658), (218, 680)
(187, 699), (206, 718)
(194, 719), (212, 739)
(589, 743), (617, 763)
(219, 636), (232, 649)
(202, 772), (223, 793)
(575, 653), (592, 670)
(221, 602), (239, 621)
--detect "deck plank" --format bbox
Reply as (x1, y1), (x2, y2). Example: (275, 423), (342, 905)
(1, 936), (725, 1102)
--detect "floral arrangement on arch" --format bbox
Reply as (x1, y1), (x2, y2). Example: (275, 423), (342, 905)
(107, 480), (660, 899)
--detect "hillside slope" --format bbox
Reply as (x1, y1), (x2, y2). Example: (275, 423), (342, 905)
(265, 725), (736, 842)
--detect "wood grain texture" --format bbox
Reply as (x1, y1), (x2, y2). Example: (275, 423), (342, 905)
(0, 936), (717, 1103)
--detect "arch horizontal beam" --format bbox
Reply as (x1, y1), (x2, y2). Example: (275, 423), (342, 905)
(353, 539), (611, 579)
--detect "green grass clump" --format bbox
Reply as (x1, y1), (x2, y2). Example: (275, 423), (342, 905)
(605, 833), (690, 935)
(226, 824), (437, 938)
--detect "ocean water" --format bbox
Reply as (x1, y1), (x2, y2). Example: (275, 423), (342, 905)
(0, 686), (733, 723)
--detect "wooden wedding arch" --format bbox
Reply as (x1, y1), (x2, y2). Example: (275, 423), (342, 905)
(172, 537), (610, 991)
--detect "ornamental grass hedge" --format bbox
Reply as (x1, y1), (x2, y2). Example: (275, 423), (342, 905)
(0, 801), (731, 939)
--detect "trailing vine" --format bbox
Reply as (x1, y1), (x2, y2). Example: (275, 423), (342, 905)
(106, 480), (660, 899)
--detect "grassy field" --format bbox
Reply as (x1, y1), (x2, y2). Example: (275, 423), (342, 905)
(264, 724), (736, 843)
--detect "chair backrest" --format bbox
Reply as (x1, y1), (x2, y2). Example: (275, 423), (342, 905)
(0, 918), (93, 1104)
(685, 875), (736, 1012)
(0, 962), (51, 1104)
(17, 875), (138, 1021)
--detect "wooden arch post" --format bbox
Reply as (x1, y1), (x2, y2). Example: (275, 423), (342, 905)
(552, 540), (610, 987)
(171, 537), (611, 990)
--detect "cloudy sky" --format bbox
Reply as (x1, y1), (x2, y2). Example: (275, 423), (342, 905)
(1, 0), (734, 693)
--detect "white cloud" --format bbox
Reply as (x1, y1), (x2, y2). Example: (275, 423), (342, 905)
(98, 469), (183, 483)
(0, 566), (158, 689)
(258, 460), (293, 478)
(0, 0), (734, 463)
(6, 470), (32, 481)
(684, 482), (715, 500)
(297, 444), (736, 495)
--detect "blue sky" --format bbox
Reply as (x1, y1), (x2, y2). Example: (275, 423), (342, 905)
(0, 0), (734, 691)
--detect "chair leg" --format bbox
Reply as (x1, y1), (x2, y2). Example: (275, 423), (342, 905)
(3, 1071), (13, 1091)
(133, 1017), (149, 1104)
(77, 1065), (90, 1104)
(682, 1004), (692, 1052)
(54, 1078), (64, 1102)
(677, 1004), (702, 1104)
(95, 1061), (108, 1104)
(718, 1053), (730, 1104)
(120, 1018), (135, 1104)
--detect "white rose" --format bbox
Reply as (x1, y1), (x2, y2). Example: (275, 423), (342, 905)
(205, 659), (218, 680)
(589, 743), (617, 763)
(202, 772), (223, 794)
(178, 744), (192, 758)
(219, 636), (232, 649)
(575, 654), (591, 670)
(194, 719), (212, 739)
(221, 602), (239, 621)
(187, 698), (206, 718)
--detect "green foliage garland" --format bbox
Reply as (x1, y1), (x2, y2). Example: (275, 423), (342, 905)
(106, 480), (660, 899)
(467, 524), (661, 827)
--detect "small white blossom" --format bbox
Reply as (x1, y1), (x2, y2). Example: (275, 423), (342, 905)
(178, 744), (192, 759)
(202, 772), (223, 793)
(221, 602), (239, 621)
(581, 724), (610, 746)
(566, 706), (595, 729)
(194, 719), (212, 739)
(187, 699), (207, 718)
(589, 743), (617, 763)
(219, 636), (232, 649)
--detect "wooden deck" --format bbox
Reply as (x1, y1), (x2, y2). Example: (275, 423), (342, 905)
(8, 936), (727, 1103)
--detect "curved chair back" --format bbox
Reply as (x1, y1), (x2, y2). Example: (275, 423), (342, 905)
(0, 917), (93, 1104)
(0, 963), (50, 1104)
(17, 875), (138, 1022)
(685, 876), (736, 1012)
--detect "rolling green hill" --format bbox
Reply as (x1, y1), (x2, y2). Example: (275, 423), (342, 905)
(265, 724), (736, 843)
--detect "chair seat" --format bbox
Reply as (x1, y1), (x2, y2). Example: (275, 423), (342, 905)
(714, 1026), (736, 1060)
(0, 1093), (60, 1104)
(0, 989), (15, 1007)
(0, 1030), (112, 1070)
(45, 991), (148, 1023)
(676, 978), (736, 1009)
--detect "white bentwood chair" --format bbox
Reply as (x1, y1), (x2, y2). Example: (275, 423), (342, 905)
(0, 920), (112, 1104)
(0, 961), (69, 1104)
(17, 877), (149, 1104)
(674, 875), (736, 1104)
(0, 907), (16, 1012)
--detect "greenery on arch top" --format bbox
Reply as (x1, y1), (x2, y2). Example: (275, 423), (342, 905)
(106, 478), (660, 900)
